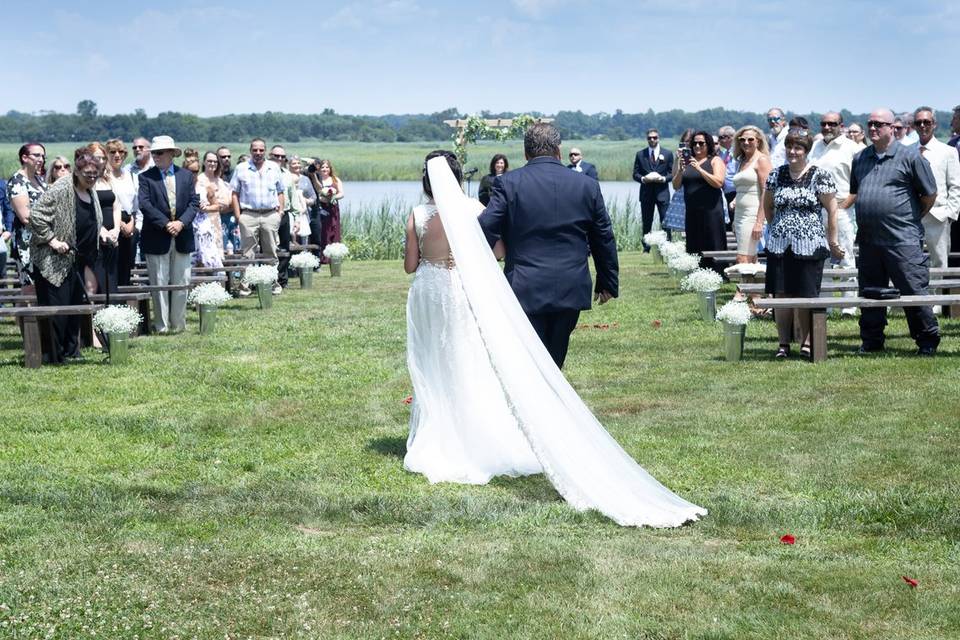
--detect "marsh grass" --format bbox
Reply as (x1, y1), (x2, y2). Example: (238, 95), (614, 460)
(1, 254), (958, 639)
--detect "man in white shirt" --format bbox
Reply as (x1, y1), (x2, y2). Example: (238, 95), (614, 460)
(810, 111), (862, 315)
(766, 107), (788, 167)
(122, 137), (154, 265)
(895, 112), (919, 146)
(914, 107), (960, 273)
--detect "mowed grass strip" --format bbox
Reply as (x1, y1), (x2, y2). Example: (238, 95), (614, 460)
(1, 253), (958, 639)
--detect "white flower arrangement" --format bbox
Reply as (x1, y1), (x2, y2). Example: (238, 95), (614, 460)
(681, 268), (724, 293)
(642, 230), (668, 247)
(716, 300), (752, 325)
(667, 252), (701, 273)
(322, 242), (350, 261)
(290, 252), (321, 270)
(187, 282), (233, 307)
(242, 264), (279, 287)
(93, 305), (142, 335)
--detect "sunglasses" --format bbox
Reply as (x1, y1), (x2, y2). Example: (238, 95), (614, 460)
(691, 141), (707, 146)
(218, 155), (231, 160)
(914, 119), (934, 127)
(271, 154), (287, 160)
(53, 164), (70, 170)
(109, 149), (127, 155)
(647, 136), (659, 140)
(892, 125), (904, 131)
(867, 121), (893, 129)
(738, 137), (757, 143)
(718, 134), (732, 139)
(767, 116), (783, 123)
(820, 121), (841, 127)
(569, 153), (581, 156)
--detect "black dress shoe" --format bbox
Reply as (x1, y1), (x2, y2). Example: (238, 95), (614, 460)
(857, 344), (885, 354)
(917, 346), (937, 357)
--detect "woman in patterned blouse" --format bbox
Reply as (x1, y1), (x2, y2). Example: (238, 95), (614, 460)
(761, 128), (845, 359)
(6, 142), (48, 291)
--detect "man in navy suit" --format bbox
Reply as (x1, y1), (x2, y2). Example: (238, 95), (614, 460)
(566, 148), (598, 180)
(633, 128), (674, 252)
(137, 135), (199, 333)
(480, 123), (618, 369)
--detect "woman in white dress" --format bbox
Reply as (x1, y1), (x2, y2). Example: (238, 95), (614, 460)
(402, 151), (706, 528)
(731, 125), (772, 263)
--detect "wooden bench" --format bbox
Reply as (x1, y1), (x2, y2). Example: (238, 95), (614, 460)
(751, 294), (960, 361)
(738, 280), (960, 317)
(725, 267), (960, 284)
(0, 304), (104, 368)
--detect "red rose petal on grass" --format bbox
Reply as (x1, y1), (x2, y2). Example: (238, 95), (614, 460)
(902, 576), (919, 588)
(779, 534), (796, 545)
(402, 395), (413, 405)
(652, 319), (662, 328)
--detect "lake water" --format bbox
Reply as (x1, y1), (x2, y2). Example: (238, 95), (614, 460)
(339, 180), (643, 217)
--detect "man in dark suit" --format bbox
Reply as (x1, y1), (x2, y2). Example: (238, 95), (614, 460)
(633, 128), (674, 252)
(480, 123), (618, 369)
(137, 135), (199, 333)
(566, 147), (598, 180)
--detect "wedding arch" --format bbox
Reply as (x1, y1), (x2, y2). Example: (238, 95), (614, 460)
(444, 115), (554, 166)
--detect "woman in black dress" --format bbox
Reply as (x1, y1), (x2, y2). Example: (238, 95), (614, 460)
(83, 142), (120, 295)
(672, 130), (727, 272)
(478, 154), (509, 206)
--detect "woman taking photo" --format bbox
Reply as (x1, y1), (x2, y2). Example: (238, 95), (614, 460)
(731, 125), (772, 263)
(663, 129), (694, 233)
(308, 159), (344, 264)
(762, 128), (844, 359)
(104, 139), (138, 286)
(478, 154), (509, 205)
(29, 154), (103, 363)
(672, 130), (727, 270)
(7, 142), (48, 292)
(46, 156), (72, 184)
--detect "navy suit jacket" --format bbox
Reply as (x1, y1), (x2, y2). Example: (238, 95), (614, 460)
(566, 160), (598, 180)
(633, 148), (674, 204)
(479, 156), (619, 315)
(137, 165), (199, 255)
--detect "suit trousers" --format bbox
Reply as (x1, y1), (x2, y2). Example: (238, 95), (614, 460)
(277, 214), (291, 287)
(640, 196), (671, 251)
(527, 309), (581, 369)
(921, 215), (951, 268)
(239, 210), (281, 260)
(146, 245), (192, 332)
(857, 242), (940, 350)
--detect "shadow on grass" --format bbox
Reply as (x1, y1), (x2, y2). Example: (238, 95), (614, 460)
(366, 436), (406, 459)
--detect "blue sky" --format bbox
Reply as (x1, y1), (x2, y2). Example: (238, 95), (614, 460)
(7, 0), (958, 117)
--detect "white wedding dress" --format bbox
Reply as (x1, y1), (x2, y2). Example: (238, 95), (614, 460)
(403, 158), (707, 527)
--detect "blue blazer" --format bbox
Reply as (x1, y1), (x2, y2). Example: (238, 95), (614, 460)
(137, 165), (199, 255)
(633, 148), (674, 204)
(566, 160), (598, 180)
(479, 156), (619, 315)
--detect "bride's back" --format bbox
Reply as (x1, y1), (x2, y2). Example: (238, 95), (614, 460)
(415, 203), (454, 267)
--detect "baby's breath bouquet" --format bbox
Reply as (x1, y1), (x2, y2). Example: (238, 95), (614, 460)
(290, 252), (321, 270)
(322, 242), (349, 261)
(93, 305), (142, 335)
(242, 264), (279, 288)
(681, 268), (724, 293)
(659, 241), (687, 262)
(643, 230), (668, 247)
(667, 252), (701, 274)
(716, 300), (752, 325)
(187, 282), (232, 307)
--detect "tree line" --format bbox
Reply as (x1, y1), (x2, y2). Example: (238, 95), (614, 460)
(1, 101), (953, 143)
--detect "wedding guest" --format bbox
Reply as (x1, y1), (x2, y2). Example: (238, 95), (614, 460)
(566, 148), (598, 179)
(271, 145), (293, 290)
(846, 123), (867, 148)
(0, 178), (13, 252)
(478, 154), (509, 206)
(948, 105), (960, 151)
(767, 107), (788, 167)
(230, 139), (284, 288)
(182, 148), (201, 179)
(672, 130), (727, 271)
(217, 146), (235, 182)
(762, 128), (843, 359)
(731, 125), (771, 263)
(308, 159), (344, 264)
(46, 156), (72, 184)
(663, 129), (694, 233)
(104, 139), (138, 287)
(85, 142), (120, 297)
(28, 154), (102, 363)
(7, 142), (48, 293)
(851, 109), (938, 355)
(914, 107), (960, 279)
(896, 112), (919, 145)
(285, 155), (310, 246)
(717, 126), (737, 219)
(635, 128), (674, 248)
(194, 151), (228, 268)
(122, 136), (152, 268)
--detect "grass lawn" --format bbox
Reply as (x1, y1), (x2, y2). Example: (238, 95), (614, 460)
(1, 253), (958, 639)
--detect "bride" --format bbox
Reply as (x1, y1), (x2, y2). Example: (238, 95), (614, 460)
(403, 151), (706, 528)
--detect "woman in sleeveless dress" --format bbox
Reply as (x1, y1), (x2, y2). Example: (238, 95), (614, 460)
(86, 142), (121, 296)
(731, 125), (772, 263)
(402, 151), (706, 527)
(672, 130), (727, 272)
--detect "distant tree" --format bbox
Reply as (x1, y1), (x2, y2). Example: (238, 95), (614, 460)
(77, 100), (98, 119)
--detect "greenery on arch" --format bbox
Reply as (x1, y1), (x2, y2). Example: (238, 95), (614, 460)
(452, 114), (537, 166)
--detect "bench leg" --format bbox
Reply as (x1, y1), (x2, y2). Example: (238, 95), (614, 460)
(138, 298), (152, 335)
(811, 309), (828, 362)
(22, 316), (42, 368)
(948, 288), (960, 319)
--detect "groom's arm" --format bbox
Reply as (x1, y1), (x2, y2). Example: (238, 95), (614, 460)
(586, 181), (619, 299)
(478, 176), (507, 249)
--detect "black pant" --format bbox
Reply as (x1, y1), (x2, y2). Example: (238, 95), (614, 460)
(858, 243), (939, 349)
(527, 309), (581, 369)
(34, 266), (85, 363)
(950, 220), (960, 268)
(277, 215), (291, 287)
(309, 210), (324, 260)
(640, 197), (670, 251)
(117, 230), (138, 287)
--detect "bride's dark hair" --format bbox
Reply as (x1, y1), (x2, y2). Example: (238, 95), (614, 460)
(422, 150), (462, 198)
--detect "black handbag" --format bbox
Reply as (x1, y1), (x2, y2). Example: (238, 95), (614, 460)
(861, 287), (900, 300)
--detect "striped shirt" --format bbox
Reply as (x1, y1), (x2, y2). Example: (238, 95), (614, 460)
(850, 140), (937, 246)
(229, 159), (284, 211)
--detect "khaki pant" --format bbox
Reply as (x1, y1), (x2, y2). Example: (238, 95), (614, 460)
(239, 210), (282, 260)
(922, 214), (951, 268)
(145, 245), (192, 332)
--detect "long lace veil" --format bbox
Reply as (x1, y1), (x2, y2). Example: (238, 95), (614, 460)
(426, 157), (706, 527)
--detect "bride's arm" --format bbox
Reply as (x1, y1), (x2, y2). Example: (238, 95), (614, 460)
(493, 239), (505, 260)
(403, 212), (419, 273)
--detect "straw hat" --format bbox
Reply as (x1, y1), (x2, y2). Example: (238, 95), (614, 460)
(150, 135), (182, 157)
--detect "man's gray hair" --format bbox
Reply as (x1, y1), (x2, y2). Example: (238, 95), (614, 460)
(913, 105), (936, 120)
(718, 126), (735, 137)
(524, 123), (561, 158)
(899, 112), (914, 125)
(767, 107), (785, 118)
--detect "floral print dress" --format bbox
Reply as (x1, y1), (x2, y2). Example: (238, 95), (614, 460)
(6, 172), (47, 285)
(764, 165), (836, 258)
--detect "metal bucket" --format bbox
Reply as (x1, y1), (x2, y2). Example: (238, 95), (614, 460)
(723, 322), (746, 362)
(699, 291), (717, 322)
(650, 246), (662, 263)
(108, 332), (130, 365)
(257, 284), (273, 309)
(199, 304), (217, 335)
(299, 269), (313, 289)
(330, 260), (343, 277)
